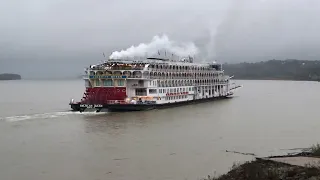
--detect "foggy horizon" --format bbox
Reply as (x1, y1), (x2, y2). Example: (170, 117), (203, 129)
(1, 0), (320, 79)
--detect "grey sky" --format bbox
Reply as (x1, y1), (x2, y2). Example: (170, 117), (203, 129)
(1, 0), (320, 78)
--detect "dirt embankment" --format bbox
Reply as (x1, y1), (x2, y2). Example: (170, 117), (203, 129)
(206, 158), (320, 180)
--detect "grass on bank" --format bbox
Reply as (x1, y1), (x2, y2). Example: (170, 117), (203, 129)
(311, 144), (320, 157)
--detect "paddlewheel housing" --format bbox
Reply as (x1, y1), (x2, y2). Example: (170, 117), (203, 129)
(81, 87), (127, 104)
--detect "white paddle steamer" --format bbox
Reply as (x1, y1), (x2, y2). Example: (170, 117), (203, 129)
(69, 52), (241, 112)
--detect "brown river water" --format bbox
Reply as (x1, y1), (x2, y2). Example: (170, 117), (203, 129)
(0, 79), (320, 180)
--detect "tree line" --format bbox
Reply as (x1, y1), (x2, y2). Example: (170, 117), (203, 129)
(223, 59), (320, 81)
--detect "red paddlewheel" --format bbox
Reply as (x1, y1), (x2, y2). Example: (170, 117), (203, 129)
(80, 87), (127, 104)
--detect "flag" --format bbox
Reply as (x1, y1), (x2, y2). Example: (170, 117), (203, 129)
(158, 50), (160, 55)
(103, 52), (105, 57)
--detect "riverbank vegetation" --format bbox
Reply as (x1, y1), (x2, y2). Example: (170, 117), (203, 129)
(223, 59), (320, 81)
(311, 144), (320, 157)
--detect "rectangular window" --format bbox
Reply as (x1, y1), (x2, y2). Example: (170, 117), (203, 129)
(103, 80), (108, 86)
(96, 80), (100, 86)
(149, 89), (157, 94)
(118, 80), (125, 86)
(104, 80), (113, 86)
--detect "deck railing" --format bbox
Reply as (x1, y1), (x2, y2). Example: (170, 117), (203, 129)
(106, 100), (127, 104)
(105, 100), (157, 105)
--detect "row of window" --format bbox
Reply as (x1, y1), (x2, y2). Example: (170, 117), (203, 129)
(150, 64), (217, 71)
(165, 95), (188, 100)
(153, 80), (228, 87)
(158, 87), (194, 94)
(149, 73), (222, 77)
(148, 87), (194, 94)
(95, 80), (125, 87)
(149, 86), (223, 94)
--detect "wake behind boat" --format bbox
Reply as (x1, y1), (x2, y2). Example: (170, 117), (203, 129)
(69, 50), (242, 112)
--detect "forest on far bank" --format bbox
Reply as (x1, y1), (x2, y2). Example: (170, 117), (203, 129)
(223, 59), (320, 81)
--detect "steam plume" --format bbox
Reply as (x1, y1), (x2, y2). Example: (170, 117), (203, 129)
(109, 34), (199, 59)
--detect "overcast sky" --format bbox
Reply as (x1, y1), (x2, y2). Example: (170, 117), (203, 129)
(1, 0), (320, 78)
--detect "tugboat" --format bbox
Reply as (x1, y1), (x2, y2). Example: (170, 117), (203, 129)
(69, 52), (242, 112)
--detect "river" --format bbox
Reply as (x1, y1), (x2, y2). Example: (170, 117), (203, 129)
(0, 80), (319, 180)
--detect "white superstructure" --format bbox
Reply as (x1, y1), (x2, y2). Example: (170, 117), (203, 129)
(81, 53), (239, 106)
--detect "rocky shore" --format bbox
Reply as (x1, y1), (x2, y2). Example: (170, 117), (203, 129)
(206, 158), (320, 180)
(205, 145), (320, 180)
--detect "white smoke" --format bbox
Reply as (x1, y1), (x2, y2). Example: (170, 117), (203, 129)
(109, 34), (199, 59)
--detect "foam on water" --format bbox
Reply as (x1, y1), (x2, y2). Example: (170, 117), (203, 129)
(1, 111), (108, 122)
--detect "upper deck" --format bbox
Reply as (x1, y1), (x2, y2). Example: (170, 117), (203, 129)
(86, 56), (223, 73)
(83, 53), (227, 82)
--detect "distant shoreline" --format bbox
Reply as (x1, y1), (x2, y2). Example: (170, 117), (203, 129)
(223, 59), (320, 82)
(232, 78), (319, 82)
(0, 73), (21, 80)
(9, 78), (320, 82)
(6, 59), (320, 82)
